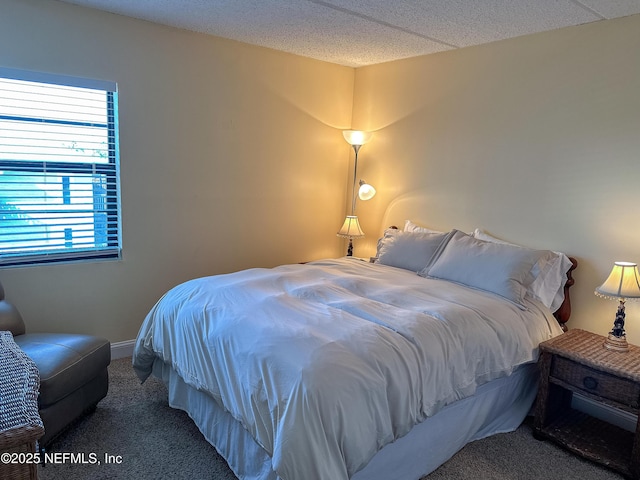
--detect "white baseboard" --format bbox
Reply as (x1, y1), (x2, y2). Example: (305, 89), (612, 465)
(572, 393), (637, 432)
(111, 339), (135, 360)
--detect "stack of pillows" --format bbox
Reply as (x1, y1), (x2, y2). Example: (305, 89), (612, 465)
(375, 220), (573, 311)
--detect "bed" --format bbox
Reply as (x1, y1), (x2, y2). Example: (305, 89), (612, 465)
(133, 225), (577, 480)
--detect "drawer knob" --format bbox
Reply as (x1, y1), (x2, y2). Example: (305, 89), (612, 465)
(583, 376), (598, 390)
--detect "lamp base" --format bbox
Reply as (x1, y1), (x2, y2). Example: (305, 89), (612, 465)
(603, 333), (629, 352)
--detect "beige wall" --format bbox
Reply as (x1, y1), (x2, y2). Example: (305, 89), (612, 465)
(0, 0), (354, 342)
(351, 15), (640, 343)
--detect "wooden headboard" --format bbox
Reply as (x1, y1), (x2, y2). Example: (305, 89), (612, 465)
(553, 257), (578, 332)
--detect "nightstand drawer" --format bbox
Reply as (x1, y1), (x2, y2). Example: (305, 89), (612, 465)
(551, 356), (640, 409)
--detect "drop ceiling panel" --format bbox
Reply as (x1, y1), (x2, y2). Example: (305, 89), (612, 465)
(58, 0), (640, 66)
(319, 0), (603, 47)
(578, 0), (640, 18)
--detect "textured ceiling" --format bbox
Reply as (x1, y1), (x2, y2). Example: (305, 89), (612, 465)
(58, 0), (640, 67)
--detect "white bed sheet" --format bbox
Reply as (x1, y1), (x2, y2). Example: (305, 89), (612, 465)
(134, 258), (563, 480)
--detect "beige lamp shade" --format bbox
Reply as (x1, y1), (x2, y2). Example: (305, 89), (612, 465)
(595, 262), (640, 300)
(342, 130), (372, 146)
(337, 216), (365, 238)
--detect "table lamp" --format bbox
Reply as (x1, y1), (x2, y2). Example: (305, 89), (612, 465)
(337, 215), (365, 257)
(595, 261), (640, 352)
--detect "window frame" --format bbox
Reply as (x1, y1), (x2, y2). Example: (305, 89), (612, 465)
(0, 67), (121, 268)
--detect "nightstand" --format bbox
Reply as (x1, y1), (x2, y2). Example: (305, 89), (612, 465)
(534, 329), (640, 478)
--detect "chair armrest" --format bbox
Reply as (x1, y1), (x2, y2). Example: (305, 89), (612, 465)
(0, 424), (44, 450)
(0, 300), (26, 336)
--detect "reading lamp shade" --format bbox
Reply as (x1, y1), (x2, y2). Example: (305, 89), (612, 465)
(358, 181), (376, 201)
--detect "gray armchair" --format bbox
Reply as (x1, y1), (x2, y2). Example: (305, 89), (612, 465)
(0, 281), (110, 447)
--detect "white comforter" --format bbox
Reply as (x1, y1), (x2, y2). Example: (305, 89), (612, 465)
(133, 258), (563, 480)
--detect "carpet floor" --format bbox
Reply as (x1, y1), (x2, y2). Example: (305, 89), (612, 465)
(38, 357), (625, 480)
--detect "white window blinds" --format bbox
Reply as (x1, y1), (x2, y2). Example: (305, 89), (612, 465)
(0, 68), (121, 267)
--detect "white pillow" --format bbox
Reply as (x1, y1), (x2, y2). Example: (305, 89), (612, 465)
(375, 227), (400, 259)
(472, 229), (572, 311)
(404, 220), (443, 234)
(377, 230), (450, 273)
(420, 230), (550, 309)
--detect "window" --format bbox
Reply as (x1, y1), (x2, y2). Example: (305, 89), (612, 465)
(0, 68), (121, 267)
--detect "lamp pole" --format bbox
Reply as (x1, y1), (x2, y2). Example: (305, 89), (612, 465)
(350, 144), (361, 215)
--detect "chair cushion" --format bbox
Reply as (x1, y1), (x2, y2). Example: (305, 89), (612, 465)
(14, 333), (110, 408)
